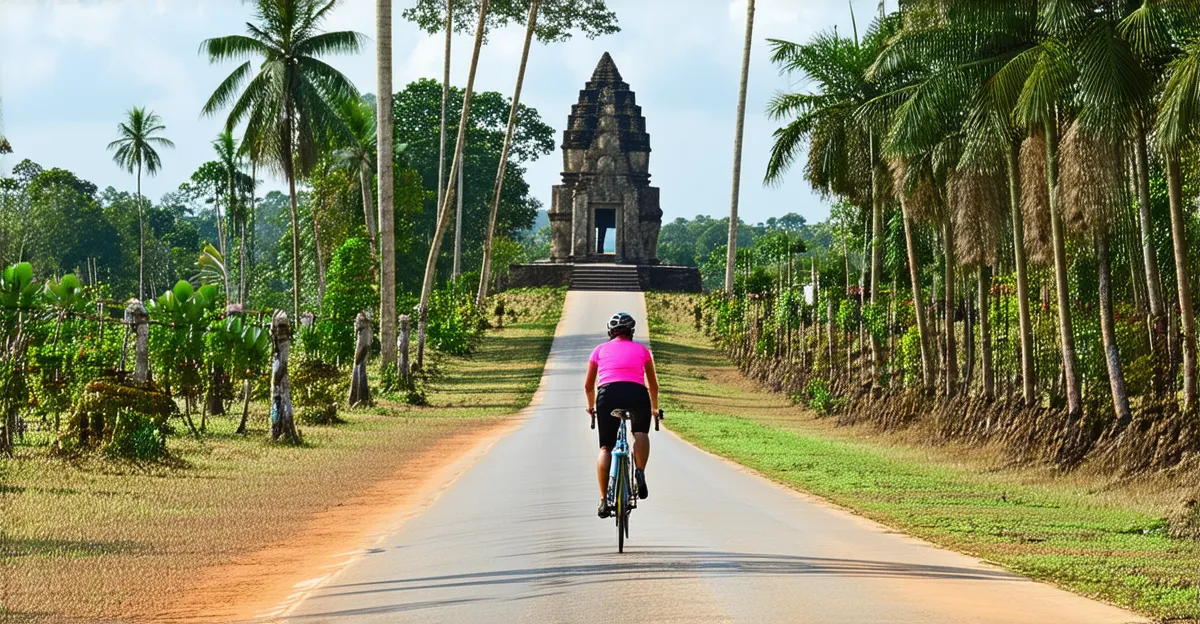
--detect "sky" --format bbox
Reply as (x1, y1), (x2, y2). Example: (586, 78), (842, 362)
(0, 0), (885, 226)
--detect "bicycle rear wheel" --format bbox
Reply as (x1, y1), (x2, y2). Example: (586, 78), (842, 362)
(616, 461), (626, 553)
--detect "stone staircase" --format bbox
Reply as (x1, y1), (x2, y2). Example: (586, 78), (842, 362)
(569, 264), (642, 292)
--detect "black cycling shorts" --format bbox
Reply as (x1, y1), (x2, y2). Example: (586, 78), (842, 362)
(595, 381), (651, 449)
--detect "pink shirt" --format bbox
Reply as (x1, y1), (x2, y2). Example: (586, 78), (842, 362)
(589, 338), (653, 387)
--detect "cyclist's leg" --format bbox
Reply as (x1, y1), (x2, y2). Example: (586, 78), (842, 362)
(596, 447), (612, 497)
(632, 432), (649, 470)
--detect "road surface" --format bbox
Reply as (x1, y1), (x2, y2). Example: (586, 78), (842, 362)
(281, 291), (1144, 623)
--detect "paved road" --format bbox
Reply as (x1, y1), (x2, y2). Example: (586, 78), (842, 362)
(282, 291), (1144, 624)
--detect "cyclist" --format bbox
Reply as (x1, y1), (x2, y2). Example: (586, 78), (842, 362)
(585, 312), (659, 519)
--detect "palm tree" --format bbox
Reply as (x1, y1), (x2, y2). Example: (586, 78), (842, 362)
(377, 0), (398, 369)
(726, 0), (755, 296)
(417, 0), (492, 367)
(213, 131), (241, 297)
(200, 0), (364, 319)
(107, 106), (174, 301)
(1155, 33), (1200, 414)
(333, 97), (379, 261)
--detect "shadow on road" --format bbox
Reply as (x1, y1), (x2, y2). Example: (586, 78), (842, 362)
(289, 549), (1018, 618)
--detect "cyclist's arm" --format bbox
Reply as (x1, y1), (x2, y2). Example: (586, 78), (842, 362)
(584, 361), (598, 414)
(645, 358), (659, 415)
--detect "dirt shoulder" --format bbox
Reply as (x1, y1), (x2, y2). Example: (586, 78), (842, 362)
(1, 291), (563, 623)
(648, 293), (1200, 622)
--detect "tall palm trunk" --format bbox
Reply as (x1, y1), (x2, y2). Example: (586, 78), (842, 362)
(1166, 156), (1198, 413)
(943, 219), (958, 396)
(312, 204), (326, 307)
(378, 0), (397, 367)
(360, 167), (378, 261)
(901, 202), (934, 387)
(417, 0), (490, 365)
(1096, 229), (1132, 423)
(283, 101), (302, 319)
(979, 265), (994, 401)
(1044, 121), (1082, 416)
(869, 158), (884, 383)
(1007, 142), (1036, 406)
(1136, 129), (1167, 395)
(725, 0), (755, 295)
(137, 160), (144, 301)
(239, 220), (247, 305)
(477, 0), (539, 308)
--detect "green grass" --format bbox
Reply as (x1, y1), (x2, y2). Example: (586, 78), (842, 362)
(648, 293), (1200, 622)
(0, 289), (564, 623)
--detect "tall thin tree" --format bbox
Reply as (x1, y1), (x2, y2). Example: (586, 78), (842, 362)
(726, 0), (755, 296)
(108, 106), (174, 301)
(378, 0), (398, 368)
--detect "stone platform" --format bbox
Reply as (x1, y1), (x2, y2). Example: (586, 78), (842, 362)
(500, 263), (702, 293)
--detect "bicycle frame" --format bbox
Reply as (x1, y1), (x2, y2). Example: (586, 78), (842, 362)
(607, 415), (635, 514)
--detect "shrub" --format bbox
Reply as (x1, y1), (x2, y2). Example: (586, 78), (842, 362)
(428, 279), (479, 355)
(318, 237), (378, 363)
(806, 379), (834, 415)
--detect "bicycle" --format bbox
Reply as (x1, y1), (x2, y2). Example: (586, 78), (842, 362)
(591, 407), (663, 553)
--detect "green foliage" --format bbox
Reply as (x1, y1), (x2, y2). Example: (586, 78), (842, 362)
(806, 379), (834, 414)
(106, 410), (166, 460)
(428, 279), (480, 356)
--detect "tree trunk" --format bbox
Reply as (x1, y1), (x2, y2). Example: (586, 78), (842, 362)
(901, 202), (934, 388)
(285, 108), (302, 319)
(360, 166), (378, 262)
(418, 0), (491, 365)
(453, 151), (464, 279)
(1135, 129), (1168, 397)
(979, 265), (994, 401)
(378, 0), (397, 368)
(1007, 142), (1036, 406)
(236, 379), (251, 434)
(725, 0), (755, 296)
(1096, 230), (1132, 424)
(1044, 121), (1082, 416)
(437, 0), (452, 246)
(137, 161), (144, 301)
(239, 220), (248, 306)
(869, 158), (883, 383)
(1166, 156), (1198, 413)
(312, 210), (326, 308)
(477, 0), (539, 308)
(943, 220), (958, 396)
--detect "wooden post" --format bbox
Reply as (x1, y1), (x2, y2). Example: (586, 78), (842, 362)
(349, 312), (372, 407)
(398, 314), (412, 387)
(270, 311), (298, 442)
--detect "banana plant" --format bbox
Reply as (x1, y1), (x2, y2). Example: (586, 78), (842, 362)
(148, 280), (220, 327)
(0, 263), (41, 310)
(43, 274), (89, 313)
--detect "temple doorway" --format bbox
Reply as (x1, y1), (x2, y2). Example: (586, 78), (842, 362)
(595, 207), (616, 254)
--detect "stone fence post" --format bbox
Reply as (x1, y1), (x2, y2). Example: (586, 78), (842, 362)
(270, 310), (298, 442)
(349, 312), (372, 407)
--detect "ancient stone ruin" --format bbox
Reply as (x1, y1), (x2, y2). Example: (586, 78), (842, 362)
(549, 52), (661, 264)
(504, 53), (701, 292)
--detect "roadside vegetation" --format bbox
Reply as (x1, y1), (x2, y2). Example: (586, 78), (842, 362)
(649, 292), (1199, 621)
(1, 287), (563, 622)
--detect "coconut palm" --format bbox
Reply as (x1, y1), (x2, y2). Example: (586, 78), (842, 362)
(726, 0), (756, 296)
(1154, 32), (1200, 414)
(333, 97), (379, 261)
(765, 14), (895, 382)
(212, 131), (240, 297)
(200, 0), (365, 319)
(107, 106), (174, 301)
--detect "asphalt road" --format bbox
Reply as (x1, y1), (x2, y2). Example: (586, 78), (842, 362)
(282, 290), (1144, 624)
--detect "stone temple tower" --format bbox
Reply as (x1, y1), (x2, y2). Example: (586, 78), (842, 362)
(548, 52), (662, 264)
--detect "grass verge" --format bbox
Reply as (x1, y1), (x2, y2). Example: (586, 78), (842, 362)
(0, 289), (563, 623)
(648, 293), (1200, 622)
